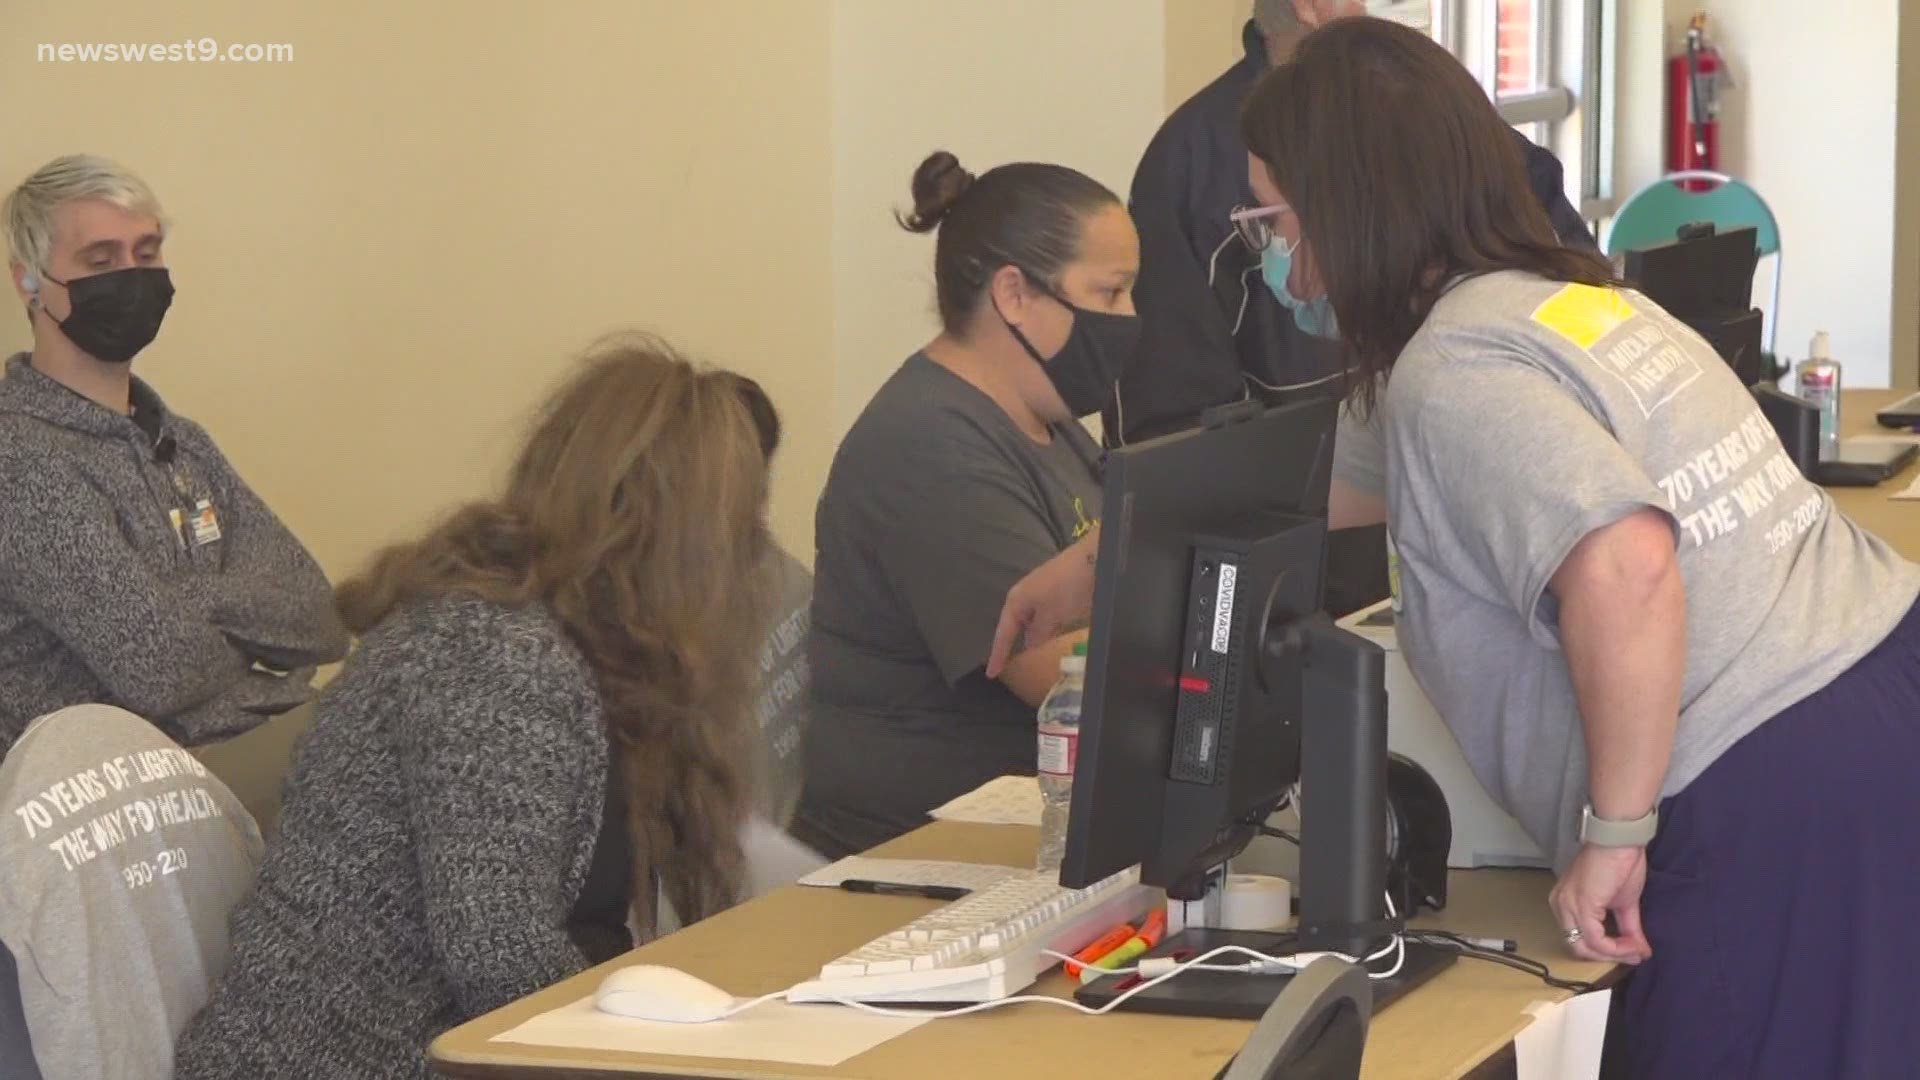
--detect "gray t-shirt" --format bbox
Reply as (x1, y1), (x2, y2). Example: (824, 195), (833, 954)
(752, 548), (813, 828)
(800, 353), (1103, 855)
(1338, 271), (1920, 867)
(0, 704), (261, 1080)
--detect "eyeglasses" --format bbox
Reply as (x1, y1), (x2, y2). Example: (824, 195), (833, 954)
(1229, 203), (1292, 252)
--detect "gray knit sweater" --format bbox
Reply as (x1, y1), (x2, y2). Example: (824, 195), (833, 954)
(0, 354), (348, 754)
(172, 592), (606, 1079)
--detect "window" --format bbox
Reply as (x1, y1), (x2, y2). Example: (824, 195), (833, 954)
(1431, 0), (1615, 221)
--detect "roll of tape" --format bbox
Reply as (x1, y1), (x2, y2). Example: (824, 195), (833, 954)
(1219, 873), (1293, 931)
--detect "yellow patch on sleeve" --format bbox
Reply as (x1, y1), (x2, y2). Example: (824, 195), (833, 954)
(1530, 283), (1637, 350)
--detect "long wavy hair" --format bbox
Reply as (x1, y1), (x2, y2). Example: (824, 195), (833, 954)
(336, 334), (779, 933)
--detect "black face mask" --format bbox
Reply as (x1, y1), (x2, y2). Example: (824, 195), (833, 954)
(40, 267), (174, 364)
(996, 272), (1140, 419)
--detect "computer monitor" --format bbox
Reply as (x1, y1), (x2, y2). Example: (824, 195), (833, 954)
(1624, 223), (1765, 385)
(1060, 398), (1454, 1018)
(1060, 397), (1333, 892)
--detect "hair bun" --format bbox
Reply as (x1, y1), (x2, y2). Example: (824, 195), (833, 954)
(898, 151), (975, 234)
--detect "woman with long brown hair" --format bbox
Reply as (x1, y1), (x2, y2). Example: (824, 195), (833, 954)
(990, 16), (1920, 1078)
(174, 336), (779, 1079)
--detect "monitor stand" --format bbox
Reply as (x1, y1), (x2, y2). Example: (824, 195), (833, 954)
(1075, 615), (1454, 1018)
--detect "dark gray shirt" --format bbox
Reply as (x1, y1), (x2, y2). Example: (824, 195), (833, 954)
(751, 549), (813, 827)
(798, 353), (1102, 856)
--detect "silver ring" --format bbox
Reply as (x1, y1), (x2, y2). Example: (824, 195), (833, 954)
(1563, 927), (1584, 945)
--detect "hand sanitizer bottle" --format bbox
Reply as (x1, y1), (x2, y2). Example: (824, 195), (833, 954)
(1795, 331), (1843, 462)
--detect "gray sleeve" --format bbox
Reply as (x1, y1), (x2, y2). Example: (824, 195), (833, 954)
(190, 430), (350, 669)
(1395, 359), (1673, 647)
(1333, 394), (1387, 497)
(878, 467), (1064, 685)
(392, 613), (595, 1017)
(163, 667), (323, 746)
(0, 464), (250, 727)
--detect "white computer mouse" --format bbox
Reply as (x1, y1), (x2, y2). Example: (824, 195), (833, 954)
(593, 964), (739, 1023)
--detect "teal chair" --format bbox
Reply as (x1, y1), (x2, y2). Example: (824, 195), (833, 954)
(1606, 169), (1783, 360)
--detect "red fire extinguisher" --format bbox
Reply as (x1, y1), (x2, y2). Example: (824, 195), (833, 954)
(1668, 14), (1723, 191)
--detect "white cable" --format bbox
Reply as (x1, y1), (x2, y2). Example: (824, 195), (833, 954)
(1374, 934), (1408, 980)
(717, 990), (792, 1019)
(1243, 367), (1351, 395)
(1039, 949), (1252, 978)
(1374, 889), (1407, 979)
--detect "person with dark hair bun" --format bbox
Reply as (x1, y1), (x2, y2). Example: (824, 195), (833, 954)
(794, 152), (1138, 857)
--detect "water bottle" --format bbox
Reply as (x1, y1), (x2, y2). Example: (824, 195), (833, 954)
(1795, 330), (1843, 462)
(1035, 643), (1087, 875)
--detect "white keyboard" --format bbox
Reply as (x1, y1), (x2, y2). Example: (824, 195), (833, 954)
(788, 866), (1158, 1004)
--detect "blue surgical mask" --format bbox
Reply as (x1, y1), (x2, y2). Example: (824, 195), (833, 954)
(1259, 239), (1339, 339)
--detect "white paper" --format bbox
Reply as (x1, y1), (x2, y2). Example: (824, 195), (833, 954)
(1514, 991), (1612, 1080)
(656, 820), (828, 938)
(491, 994), (928, 1067)
(742, 818), (830, 894)
(928, 774), (1043, 826)
(1893, 473), (1920, 500)
(798, 856), (1022, 891)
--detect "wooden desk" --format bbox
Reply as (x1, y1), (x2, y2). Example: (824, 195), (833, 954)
(431, 823), (1613, 1080)
(1830, 389), (1920, 559)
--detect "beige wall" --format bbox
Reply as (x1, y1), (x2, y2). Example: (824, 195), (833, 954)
(1165, 0), (1249, 110)
(2, 1), (835, 576)
(5, 1), (1201, 580)
(829, 0), (1169, 442)
(1606, 1), (1669, 208)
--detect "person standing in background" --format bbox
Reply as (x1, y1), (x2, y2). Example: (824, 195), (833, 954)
(1108, 0), (1595, 613)
(0, 155), (347, 757)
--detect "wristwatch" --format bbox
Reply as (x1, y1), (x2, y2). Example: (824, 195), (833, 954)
(1578, 804), (1658, 847)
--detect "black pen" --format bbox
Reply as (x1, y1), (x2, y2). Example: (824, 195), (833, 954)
(839, 879), (970, 901)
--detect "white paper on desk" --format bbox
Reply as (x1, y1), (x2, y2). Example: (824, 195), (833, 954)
(1893, 473), (1920, 500)
(798, 856), (1022, 891)
(928, 774), (1043, 826)
(491, 994), (930, 1067)
(1513, 990), (1611, 1080)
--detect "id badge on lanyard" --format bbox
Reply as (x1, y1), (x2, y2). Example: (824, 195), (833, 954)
(163, 459), (222, 551)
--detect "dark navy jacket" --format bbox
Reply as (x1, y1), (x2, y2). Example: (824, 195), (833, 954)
(1108, 21), (1596, 447)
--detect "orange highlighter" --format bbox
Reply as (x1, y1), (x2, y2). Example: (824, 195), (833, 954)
(1079, 909), (1168, 984)
(1064, 921), (1138, 979)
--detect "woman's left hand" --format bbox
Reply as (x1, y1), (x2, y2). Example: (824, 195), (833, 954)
(1549, 844), (1654, 964)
